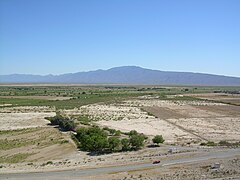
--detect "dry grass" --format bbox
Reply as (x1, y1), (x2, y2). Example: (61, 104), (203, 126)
(0, 127), (75, 163)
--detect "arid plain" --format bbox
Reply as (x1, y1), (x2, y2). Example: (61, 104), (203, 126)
(0, 85), (240, 179)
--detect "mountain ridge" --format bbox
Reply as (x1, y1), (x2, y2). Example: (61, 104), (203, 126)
(1, 66), (240, 86)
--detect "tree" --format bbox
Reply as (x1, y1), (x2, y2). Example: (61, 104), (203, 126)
(121, 138), (130, 151)
(75, 127), (88, 142)
(129, 130), (138, 136)
(59, 119), (76, 131)
(114, 130), (121, 137)
(130, 134), (145, 150)
(152, 135), (165, 146)
(75, 127), (109, 153)
(108, 128), (116, 135)
(108, 137), (121, 152)
(46, 115), (76, 131)
(89, 135), (109, 152)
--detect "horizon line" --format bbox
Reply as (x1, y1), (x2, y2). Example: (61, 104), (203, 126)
(0, 66), (240, 78)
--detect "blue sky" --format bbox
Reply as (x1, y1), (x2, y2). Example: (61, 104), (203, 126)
(0, 0), (240, 77)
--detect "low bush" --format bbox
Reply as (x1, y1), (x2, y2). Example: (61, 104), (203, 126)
(46, 115), (76, 131)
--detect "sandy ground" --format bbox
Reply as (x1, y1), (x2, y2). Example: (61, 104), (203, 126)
(0, 104), (12, 107)
(168, 117), (240, 142)
(1, 97), (240, 179)
(88, 99), (240, 144)
(86, 156), (240, 180)
(98, 118), (197, 144)
(0, 144), (199, 174)
(63, 104), (150, 121)
(0, 112), (55, 130)
(0, 127), (76, 165)
(123, 99), (226, 107)
(1, 147), (240, 180)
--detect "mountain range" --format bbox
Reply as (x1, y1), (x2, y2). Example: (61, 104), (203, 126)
(1, 66), (240, 86)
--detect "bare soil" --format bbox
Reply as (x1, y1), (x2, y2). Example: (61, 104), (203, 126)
(87, 156), (240, 180)
(95, 99), (240, 144)
(0, 112), (55, 130)
(0, 127), (75, 163)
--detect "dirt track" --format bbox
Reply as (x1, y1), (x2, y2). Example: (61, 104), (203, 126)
(143, 106), (208, 141)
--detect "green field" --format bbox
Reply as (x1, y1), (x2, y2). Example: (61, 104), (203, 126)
(0, 85), (240, 109)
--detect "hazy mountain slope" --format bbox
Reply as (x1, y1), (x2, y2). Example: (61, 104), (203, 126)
(1, 66), (240, 85)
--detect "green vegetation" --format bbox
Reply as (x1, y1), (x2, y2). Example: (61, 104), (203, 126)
(0, 128), (39, 136)
(2, 85), (238, 109)
(0, 139), (34, 150)
(206, 141), (217, 146)
(77, 115), (92, 125)
(152, 135), (165, 146)
(41, 161), (54, 166)
(121, 138), (130, 151)
(0, 153), (32, 163)
(108, 137), (121, 152)
(46, 115), (76, 131)
(75, 126), (109, 153)
(218, 141), (240, 147)
(103, 127), (121, 136)
(200, 140), (240, 147)
(129, 133), (145, 150)
(74, 127), (147, 153)
(0, 128), (69, 151)
(200, 141), (217, 146)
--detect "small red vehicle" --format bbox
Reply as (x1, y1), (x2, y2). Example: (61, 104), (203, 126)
(153, 160), (161, 164)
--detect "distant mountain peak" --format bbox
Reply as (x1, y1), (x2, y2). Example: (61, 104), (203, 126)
(1, 66), (240, 86)
(108, 66), (143, 70)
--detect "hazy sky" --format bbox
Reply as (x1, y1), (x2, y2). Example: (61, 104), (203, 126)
(0, 0), (240, 77)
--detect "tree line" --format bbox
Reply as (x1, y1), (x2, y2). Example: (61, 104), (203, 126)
(46, 115), (165, 154)
(75, 127), (148, 153)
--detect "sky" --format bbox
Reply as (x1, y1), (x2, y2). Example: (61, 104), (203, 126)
(0, 0), (240, 77)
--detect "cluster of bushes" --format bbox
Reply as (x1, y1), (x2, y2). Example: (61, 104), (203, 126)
(77, 115), (91, 125)
(45, 115), (76, 131)
(45, 115), (165, 154)
(103, 127), (121, 136)
(201, 140), (240, 147)
(75, 127), (147, 153)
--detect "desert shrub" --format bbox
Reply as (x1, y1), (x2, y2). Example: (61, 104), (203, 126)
(114, 130), (121, 136)
(46, 115), (76, 131)
(121, 138), (130, 151)
(129, 130), (138, 136)
(218, 140), (230, 146)
(206, 141), (217, 146)
(129, 134), (145, 150)
(108, 128), (116, 135)
(78, 115), (91, 124)
(108, 137), (121, 152)
(152, 135), (165, 145)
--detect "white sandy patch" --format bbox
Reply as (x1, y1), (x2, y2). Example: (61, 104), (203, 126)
(0, 112), (56, 130)
(97, 118), (198, 144)
(64, 104), (151, 121)
(0, 104), (12, 107)
(123, 99), (226, 107)
(168, 117), (240, 142)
